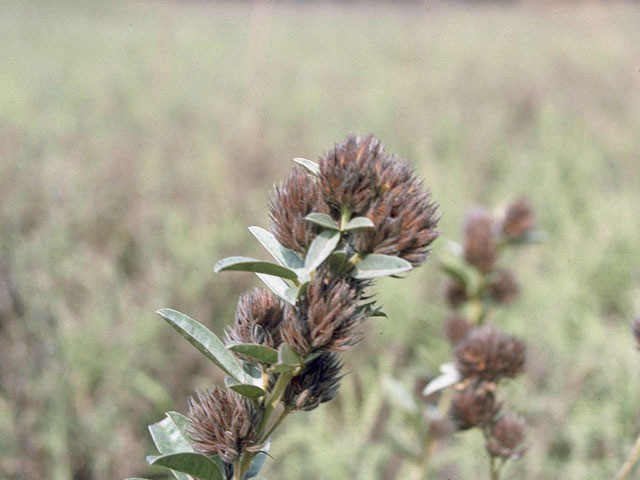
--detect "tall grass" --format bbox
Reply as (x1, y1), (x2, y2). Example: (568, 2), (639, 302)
(1, 2), (639, 479)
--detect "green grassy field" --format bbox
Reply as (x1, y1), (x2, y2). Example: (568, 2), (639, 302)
(2, 1), (640, 479)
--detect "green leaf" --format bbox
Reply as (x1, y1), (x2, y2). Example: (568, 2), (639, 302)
(148, 414), (194, 455)
(342, 216), (375, 231)
(304, 213), (340, 230)
(277, 343), (303, 367)
(165, 412), (192, 442)
(246, 440), (271, 478)
(304, 230), (341, 272)
(352, 254), (412, 279)
(423, 363), (461, 396)
(214, 256), (298, 280)
(293, 157), (320, 175)
(248, 226), (304, 269)
(227, 343), (278, 364)
(255, 273), (297, 306)
(149, 453), (224, 480)
(228, 383), (266, 399)
(157, 309), (245, 382)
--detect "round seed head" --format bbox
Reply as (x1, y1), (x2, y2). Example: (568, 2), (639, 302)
(501, 197), (535, 240)
(489, 268), (520, 304)
(269, 166), (331, 253)
(352, 156), (439, 267)
(450, 384), (500, 430)
(455, 324), (526, 382)
(463, 207), (497, 273)
(282, 352), (343, 411)
(281, 269), (367, 356)
(444, 279), (468, 308)
(225, 288), (284, 352)
(318, 134), (385, 214)
(444, 313), (472, 345)
(486, 413), (527, 459)
(187, 387), (264, 463)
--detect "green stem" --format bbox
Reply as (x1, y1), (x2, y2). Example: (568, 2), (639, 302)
(262, 409), (289, 441)
(490, 456), (498, 480)
(614, 433), (640, 480)
(340, 206), (352, 230)
(257, 370), (294, 435)
(235, 451), (255, 480)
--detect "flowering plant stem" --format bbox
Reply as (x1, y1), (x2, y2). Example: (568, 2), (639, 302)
(614, 433), (640, 480)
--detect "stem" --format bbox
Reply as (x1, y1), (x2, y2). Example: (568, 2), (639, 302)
(340, 205), (352, 230)
(489, 456), (498, 480)
(614, 433), (640, 480)
(257, 370), (294, 435)
(235, 452), (255, 480)
(262, 409), (289, 441)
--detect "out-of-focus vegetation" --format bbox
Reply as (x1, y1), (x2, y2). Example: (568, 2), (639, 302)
(1, 1), (640, 479)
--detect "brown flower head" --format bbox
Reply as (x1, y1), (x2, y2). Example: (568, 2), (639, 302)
(187, 387), (264, 463)
(633, 317), (640, 350)
(455, 324), (526, 382)
(489, 268), (520, 304)
(352, 156), (439, 267)
(281, 269), (367, 356)
(269, 166), (331, 253)
(486, 413), (527, 459)
(444, 313), (472, 345)
(225, 289), (284, 352)
(501, 197), (535, 240)
(444, 279), (468, 308)
(463, 207), (497, 273)
(282, 352), (343, 411)
(318, 134), (385, 215)
(450, 384), (500, 430)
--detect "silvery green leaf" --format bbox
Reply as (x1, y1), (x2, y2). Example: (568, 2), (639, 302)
(214, 256), (298, 280)
(293, 157), (320, 175)
(423, 362), (461, 396)
(304, 230), (341, 272)
(352, 254), (412, 279)
(248, 226), (304, 269)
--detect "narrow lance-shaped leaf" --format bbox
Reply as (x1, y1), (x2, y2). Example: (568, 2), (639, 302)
(227, 343), (278, 364)
(352, 254), (412, 279)
(256, 273), (298, 306)
(228, 383), (266, 400)
(214, 256), (298, 281)
(148, 413), (195, 480)
(304, 229), (341, 272)
(148, 453), (224, 480)
(423, 362), (461, 396)
(157, 309), (245, 382)
(304, 212), (340, 230)
(342, 216), (375, 231)
(248, 226), (304, 269)
(293, 157), (320, 175)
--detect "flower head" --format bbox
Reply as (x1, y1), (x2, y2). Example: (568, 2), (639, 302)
(281, 269), (366, 356)
(282, 352), (343, 411)
(455, 324), (526, 382)
(187, 388), (264, 463)
(444, 313), (471, 345)
(486, 413), (527, 459)
(318, 134), (385, 214)
(450, 384), (500, 430)
(501, 197), (535, 240)
(489, 268), (520, 304)
(269, 166), (330, 253)
(225, 288), (284, 352)
(463, 207), (497, 273)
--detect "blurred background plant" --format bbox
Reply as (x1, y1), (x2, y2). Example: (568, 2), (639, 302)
(2, 1), (640, 479)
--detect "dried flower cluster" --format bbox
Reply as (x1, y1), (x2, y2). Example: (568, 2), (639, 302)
(180, 134), (439, 479)
(188, 388), (264, 463)
(432, 199), (538, 479)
